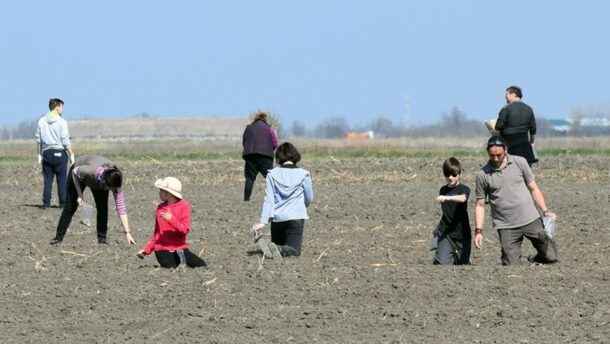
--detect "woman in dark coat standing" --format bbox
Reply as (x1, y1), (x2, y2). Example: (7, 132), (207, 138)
(242, 111), (279, 201)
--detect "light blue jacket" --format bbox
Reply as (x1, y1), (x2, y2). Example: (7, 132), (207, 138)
(260, 165), (313, 224)
(35, 112), (71, 151)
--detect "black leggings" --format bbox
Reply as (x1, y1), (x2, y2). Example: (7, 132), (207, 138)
(55, 170), (110, 241)
(271, 220), (305, 256)
(154, 249), (207, 268)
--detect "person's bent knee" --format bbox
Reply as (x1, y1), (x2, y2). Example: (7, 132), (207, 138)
(500, 247), (522, 265)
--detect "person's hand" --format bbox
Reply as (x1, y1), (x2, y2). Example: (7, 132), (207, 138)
(474, 232), (484, 249)
(125, 232), (136, 245)
(37, 154), (42, 165)
(432, 227), (441, 237)
(136, 249), (146, 259)
(160, 211), (172, 221)
(544, 211), (557, 220)
(77, 197), (84, 206)
(436, 196), (446, 204)
(251, 223), (265, 242)
(70, 154), (75, 166)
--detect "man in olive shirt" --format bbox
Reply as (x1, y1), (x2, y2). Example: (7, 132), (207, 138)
(474, 137), (558, 265)
(494, 86), (537, 165)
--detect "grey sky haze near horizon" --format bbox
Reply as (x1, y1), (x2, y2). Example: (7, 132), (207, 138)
(1, 0), (609, 129)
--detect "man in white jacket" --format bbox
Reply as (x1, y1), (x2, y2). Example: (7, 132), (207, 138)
(35, 98), (75, 209)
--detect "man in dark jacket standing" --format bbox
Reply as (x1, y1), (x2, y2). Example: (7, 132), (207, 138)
(242, 111), (279, 201)
(494, 86), (538, 166)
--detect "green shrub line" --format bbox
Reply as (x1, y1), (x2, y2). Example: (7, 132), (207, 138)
(3, 148), (610, 163)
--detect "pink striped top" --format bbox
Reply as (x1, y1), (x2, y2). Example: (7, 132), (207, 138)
(72, 165), (127, 216)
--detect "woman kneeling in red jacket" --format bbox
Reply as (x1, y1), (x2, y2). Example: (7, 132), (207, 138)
(137, 177), (206, 268)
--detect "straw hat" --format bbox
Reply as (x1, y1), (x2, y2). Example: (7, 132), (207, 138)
(154, 177), (183, 199)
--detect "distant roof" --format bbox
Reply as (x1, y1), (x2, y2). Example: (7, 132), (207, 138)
(547, 119), (572, 126)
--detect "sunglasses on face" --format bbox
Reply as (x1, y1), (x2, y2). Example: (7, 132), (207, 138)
(444, 172), (459, 178)
(487, 139), (506, 148)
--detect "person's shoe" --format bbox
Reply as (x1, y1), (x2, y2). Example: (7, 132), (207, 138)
(49, 238), (62, 246)
(281, 246), (299, 257)
(527, 253), (536, 263)
(41, 205), (49, 210)
(527, 253), (546, 265)
(267, 242), (283, 261)
(257, 239), (272, 259)
(59, 203), (65, 209)
(97, 237), (109, 245)
(528, 253), (557, 265)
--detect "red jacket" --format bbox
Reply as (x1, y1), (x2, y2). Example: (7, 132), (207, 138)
(144, 199), (191, 254)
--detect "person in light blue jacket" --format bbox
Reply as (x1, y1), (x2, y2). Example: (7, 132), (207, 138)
(251, 142), (313, 259)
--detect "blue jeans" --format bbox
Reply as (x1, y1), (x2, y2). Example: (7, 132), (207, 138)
(41, 149), (68, 207)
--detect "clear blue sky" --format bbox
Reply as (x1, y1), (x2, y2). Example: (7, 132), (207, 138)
(1, 0), (608, 128)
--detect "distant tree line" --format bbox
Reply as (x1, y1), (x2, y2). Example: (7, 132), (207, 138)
(291, 108), (489, 138)
(289, 104), (610, 139)
(3, 103), (610, 140)
(1, 120), (37, 140)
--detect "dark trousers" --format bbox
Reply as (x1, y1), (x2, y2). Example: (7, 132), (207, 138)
(41, 149), (68, 207)
(55, 170), (110, 241)
(504, 133), (537, 165)
(433, 234), (471, 265)
(243, 154), (273, 201)
(154, 249), (207, 268)
(498, 218), (558, 265)
(271, 219), (305, 256)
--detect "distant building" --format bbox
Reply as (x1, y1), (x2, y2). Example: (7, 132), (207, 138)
(580, 117), (610, 127)
(548, 119), (572, 133)
(344, 131), (374, 140)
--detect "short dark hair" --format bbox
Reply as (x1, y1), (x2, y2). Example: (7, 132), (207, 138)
(506, 86), (522, 98)
(104, 167), (123, 189)
(49, 98), (64, 111)
(275, 142), (301, 165)
(487, 136), (507, 149)
(442, 157), (462, 177)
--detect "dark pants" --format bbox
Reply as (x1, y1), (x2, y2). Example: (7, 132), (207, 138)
(271, 219), (305, 257)
(498, 218), (558, 265)
(41, 149), (68, 207)
(433, 234), (471, 265)
(243, 154), (273, 201)
(55, 170), (110, 241)
(504, 133), (537, 166)
(154, 249), (207, 268)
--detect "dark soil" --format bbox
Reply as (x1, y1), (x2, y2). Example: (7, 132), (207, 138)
(0, 156), (608, 343)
